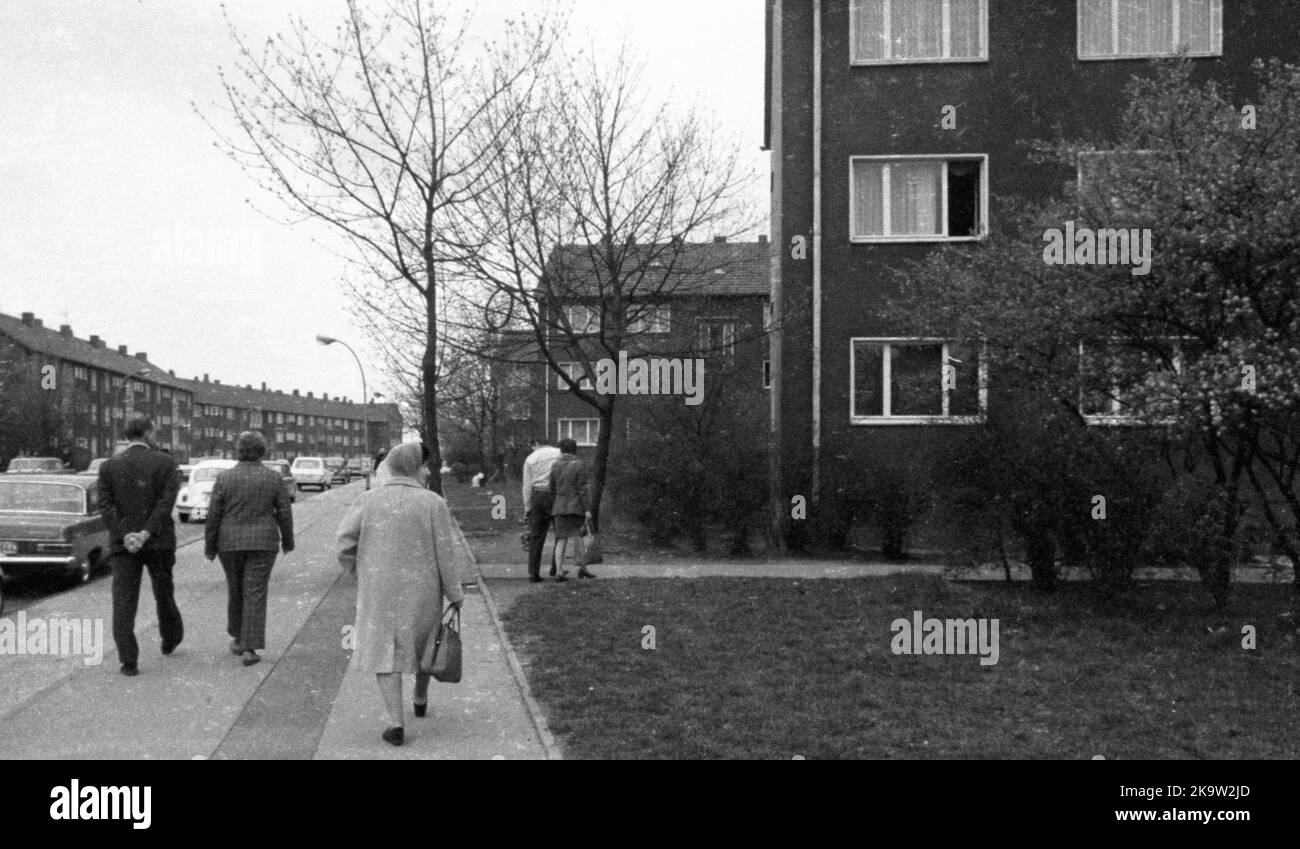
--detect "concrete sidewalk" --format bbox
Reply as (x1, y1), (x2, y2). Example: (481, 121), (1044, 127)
(0, 483), (548, 760)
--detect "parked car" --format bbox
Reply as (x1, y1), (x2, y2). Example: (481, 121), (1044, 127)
(324, 456), (345, 473)
(77, 458), (109, 476)
(346, 457), (370, 479)
(262, 460), (297, 503)
(5, 457), (66, 475)
(176, 459), (237, 523)
(291, 457), (331, 492)
(0, 474), (110, 588)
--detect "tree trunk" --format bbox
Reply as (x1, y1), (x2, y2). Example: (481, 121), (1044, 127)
(588, 399), (615, 533)
(423, 282), (444, 496)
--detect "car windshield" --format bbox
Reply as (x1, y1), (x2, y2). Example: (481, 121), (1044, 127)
(326, 458), (344, 467)
(192, 468), (223, 483)
(8, 459), (61, 473)
(0, 481), (85, 513)
(296, 461), (321, 469)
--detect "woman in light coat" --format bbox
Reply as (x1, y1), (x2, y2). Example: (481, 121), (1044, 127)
(336, 442), (465, 746)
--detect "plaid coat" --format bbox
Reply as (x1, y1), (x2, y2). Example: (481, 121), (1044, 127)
(205, 461), (295, 556)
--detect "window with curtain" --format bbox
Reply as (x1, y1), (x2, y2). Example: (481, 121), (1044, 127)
(852, 340), (985, 421)
(851, 156), (985, 241)
(1079, 0), (1222, 59)
(851, 0), (987, 63)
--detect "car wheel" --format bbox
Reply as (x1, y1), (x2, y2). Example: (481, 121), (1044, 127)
(77, 551), (97, 585)
(179, 514), (190, 523)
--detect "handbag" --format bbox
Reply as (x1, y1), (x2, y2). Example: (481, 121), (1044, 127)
(579, 518), (603, 566)
(421, 604), (462, 683)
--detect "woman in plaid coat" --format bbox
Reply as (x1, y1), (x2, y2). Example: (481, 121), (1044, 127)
(336, 442), (466, 746)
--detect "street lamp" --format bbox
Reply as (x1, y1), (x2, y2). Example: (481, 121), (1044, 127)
(106, 367), (154, 453)
(316, 334), (370, 488)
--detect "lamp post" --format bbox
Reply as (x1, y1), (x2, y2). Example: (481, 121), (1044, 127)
(316, 335), (370, 489)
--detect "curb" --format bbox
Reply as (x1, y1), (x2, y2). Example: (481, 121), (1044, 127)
(448, 517), (562, 761)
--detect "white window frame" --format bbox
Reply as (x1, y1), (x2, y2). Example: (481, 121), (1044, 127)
(1078, 0), (1223, 61)
(1079, 339), (1186, 426)
(850, 338), (988, 425)
(557, 418), (600, 447)
(849, 154), (989, 243)
(556, 362), (594, 391)
(626, 304), (672, 335)
(564, 305), (602, 336)
(850, 0), (989, 65)
(697, 317), (738, 359)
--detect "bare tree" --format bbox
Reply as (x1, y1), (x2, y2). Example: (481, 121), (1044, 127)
(202, 0), (560, 490)
(456, 44), (759, 527)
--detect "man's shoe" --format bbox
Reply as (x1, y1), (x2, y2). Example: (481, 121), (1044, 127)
(578, 567), (597, 579)
(229, 641), (244, 656)
(120, 663), (138, 677)
(413, 701), (428, 718)
(161, 640), (180, 656)
(528, 576), (543, 584)
(241, 651), (261, 667)
(549, 562), (557, 577)
(382, 727), (405, 746)
(553, 571), (569, 583)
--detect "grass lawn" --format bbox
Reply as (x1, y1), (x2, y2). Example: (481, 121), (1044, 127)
(496, 575), (1299, 759)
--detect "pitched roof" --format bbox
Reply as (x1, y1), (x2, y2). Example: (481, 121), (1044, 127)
(0, 311), (191, 390)
(547, 240), (770, 299)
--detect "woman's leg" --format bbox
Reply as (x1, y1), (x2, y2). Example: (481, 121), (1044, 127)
(219, 553), (245, 649)
(414, 672), (431, 711)
(377, 673), (404, 729)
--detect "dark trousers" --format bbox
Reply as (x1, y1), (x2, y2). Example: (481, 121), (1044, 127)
(110, 549), (183, 667)
(527, 489), (554, 579)
(219, 551), (276, 651)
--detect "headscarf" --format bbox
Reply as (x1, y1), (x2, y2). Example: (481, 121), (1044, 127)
(382, 442), (426, 482)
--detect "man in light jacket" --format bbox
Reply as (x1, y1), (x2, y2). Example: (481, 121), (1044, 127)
(521, 438), (562, 583)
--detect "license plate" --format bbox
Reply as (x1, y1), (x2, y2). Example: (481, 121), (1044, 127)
(0, 541), (17, 555)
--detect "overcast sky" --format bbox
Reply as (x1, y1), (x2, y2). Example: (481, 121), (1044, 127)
(0, 0), (767, 403)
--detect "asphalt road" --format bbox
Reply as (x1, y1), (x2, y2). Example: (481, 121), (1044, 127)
(1, 482), (351, 616)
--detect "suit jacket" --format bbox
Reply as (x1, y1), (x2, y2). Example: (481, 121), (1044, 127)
(205, 461), (294, 555)
(97, 444), (181, 554)
(548, 454), (592, 517)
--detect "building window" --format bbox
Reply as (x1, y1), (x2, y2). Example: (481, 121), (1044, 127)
(563, 305), (602, 336)
(557, 418), (600, 447)
(1079, 0), (1222, 60)
(697, 318), (737, 359)
(763, 360), (772, 390)
(73, 366), (88, 381)
(627, 305), (672, 335)
(851, 339), (985, 424)
(851, 0), (988, 64)
(851, 156), (987, 242)
(556, 362), (594, 391)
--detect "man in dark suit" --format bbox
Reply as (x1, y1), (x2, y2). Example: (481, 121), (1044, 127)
(97, 417), (183, 676)
(204, 431), (294, 667)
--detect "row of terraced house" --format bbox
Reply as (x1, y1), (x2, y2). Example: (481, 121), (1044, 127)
(0, 310), (402, 468)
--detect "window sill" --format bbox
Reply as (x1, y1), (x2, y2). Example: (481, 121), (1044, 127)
(851, 416), (985, 426)
(850, 57), (989, 66)
(1078, 52), (1221, 61)
(851, 234), (986, 245)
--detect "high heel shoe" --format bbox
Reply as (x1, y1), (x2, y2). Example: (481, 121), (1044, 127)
(413, 700), (428, 718)
(382, 727), (405, 746)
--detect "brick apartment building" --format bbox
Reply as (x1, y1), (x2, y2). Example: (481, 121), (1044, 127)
(0, 310), (402, 466)
(765, 0), (1300, 541)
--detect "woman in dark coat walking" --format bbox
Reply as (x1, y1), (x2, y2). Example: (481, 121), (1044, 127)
(548, 438), (595, 580)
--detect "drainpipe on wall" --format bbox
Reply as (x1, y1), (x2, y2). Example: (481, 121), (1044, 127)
(811, 0), (824, 503)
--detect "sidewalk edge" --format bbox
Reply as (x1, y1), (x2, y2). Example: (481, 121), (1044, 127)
(449, 517), (562, 761)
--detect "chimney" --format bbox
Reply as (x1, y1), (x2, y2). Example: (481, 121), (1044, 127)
(89, 335), (103, 348)
(169, 370), (175, 377)
(117, 345), (128, 355)
(135, 352), (148, 362)
(307, 392), (314, 399)
(758, 234), (769, 244)
(713, 236), (727, 244)
(203, 373), (210, 383)
(293, 389), (300, 397)
(247, 385), (253, 390)
(261, 382), (267, 391)
(33, 318), (43, 328)
(214, 379), (221, 385)
(59, 324), (73, 338)
(20, 312), (34, 326)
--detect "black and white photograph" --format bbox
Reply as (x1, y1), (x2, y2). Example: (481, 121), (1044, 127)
(0, 0), (1296, 823)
